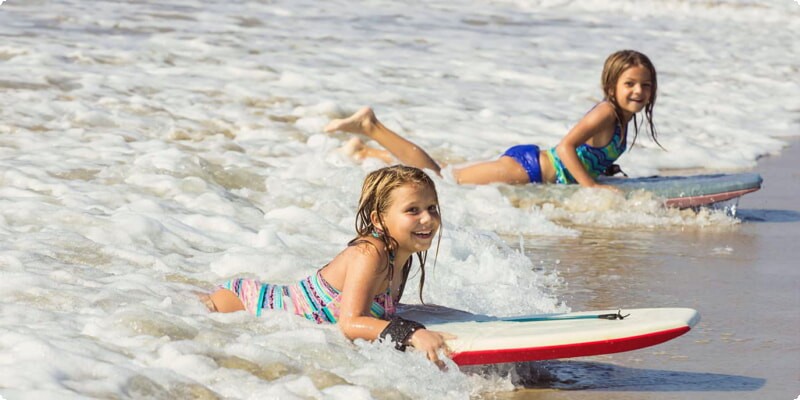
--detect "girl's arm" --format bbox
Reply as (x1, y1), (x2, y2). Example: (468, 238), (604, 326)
(336, 244), (393, 340)
(555, 103), (620, 189)
(336, 244), (450, 365)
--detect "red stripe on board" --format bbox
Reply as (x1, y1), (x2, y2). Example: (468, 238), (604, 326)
(665, 187), (760, 209)
(450, 326), (691, 366)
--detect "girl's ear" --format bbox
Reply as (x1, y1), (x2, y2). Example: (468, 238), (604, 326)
(370, 210), (382, 230)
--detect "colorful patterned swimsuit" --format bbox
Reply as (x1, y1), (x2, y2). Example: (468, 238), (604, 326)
(545, 120), (627, 184)
(221, 270), (396, 323)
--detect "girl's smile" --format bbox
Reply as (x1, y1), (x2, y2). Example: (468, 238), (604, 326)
(412, 230), (434, 239)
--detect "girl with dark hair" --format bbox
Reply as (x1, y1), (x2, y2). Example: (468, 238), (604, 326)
(326, 50), (661, 191)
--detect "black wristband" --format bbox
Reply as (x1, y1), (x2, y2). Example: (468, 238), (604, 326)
(379, 317), (426, 351)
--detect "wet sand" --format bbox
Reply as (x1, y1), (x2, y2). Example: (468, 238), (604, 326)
(499, 140), (800, 399)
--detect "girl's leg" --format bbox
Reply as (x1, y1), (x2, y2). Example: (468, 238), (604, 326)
(327, 107), (532, 185)
(325, 107), (442, 174)
(340, 137), (395, 164)
(453, 157), (531, 185)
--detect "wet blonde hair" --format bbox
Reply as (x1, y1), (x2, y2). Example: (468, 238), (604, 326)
(601, 49), (662, 149)
(354, 165), (440, 302)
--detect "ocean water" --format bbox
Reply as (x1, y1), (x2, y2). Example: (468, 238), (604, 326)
(0, 0), (798, 398)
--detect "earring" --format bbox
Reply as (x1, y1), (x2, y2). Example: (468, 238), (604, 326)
(371, 227), (384, 238)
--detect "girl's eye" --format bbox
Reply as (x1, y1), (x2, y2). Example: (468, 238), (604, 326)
(428, 205), (439, 214)
(406, 207), (419, 214)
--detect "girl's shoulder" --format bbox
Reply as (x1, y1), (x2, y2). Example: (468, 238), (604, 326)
(588, 101), (618, 120)
(345, 236), (391, 266)
(323, 236), (391, 286)
(579, 101), (618, 129)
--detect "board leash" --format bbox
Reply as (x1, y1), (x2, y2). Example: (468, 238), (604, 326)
(491, 309), (630, 323)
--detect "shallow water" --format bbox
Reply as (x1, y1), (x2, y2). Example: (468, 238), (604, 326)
(499, 142), (800, 399)
(0, 0), (798, 399)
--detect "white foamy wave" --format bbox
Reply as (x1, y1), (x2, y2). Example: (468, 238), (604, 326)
(404, 226), (567, 316)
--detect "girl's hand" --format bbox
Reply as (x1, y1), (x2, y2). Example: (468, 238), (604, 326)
(408, 329), (456, 369)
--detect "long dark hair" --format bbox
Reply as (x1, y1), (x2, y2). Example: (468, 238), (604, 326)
(353, 165), (440, 303)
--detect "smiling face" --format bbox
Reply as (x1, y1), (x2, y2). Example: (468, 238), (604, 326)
(373, 183), (440, 256)
(613, 64), (653, 121)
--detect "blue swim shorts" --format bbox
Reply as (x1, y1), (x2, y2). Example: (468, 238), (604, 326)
(502, 144), (543, 183)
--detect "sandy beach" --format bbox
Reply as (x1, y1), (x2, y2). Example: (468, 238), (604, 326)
(501, 140), (800, 399)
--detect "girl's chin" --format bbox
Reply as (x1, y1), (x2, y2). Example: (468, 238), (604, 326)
(404, 241), (433, 253)
(625, 103), (646, 113)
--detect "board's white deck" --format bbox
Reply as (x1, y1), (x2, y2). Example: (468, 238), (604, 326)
(427, 308), (699, 353)
(398, 306), (700, 365)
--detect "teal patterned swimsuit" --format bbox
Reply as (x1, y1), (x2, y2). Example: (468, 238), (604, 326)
(221, 270), (394, 323)
(546, 120), (627, 184)
(220, 240), (398, 323)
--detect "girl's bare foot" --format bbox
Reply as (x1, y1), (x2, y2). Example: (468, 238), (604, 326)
(339, 137), (367, 160)
(339, 137), (394, 164)
(324, 107), (377, 136)
(197, 293), (218, 312)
